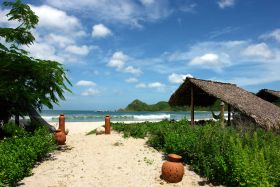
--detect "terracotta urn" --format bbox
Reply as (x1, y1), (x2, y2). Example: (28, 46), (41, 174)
(162, 154), (184, 183)
(58, 113), (65, 134)
(54, 129), (66, 145)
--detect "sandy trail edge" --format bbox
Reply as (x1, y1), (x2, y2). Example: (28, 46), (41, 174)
(19, 122), (210, 187)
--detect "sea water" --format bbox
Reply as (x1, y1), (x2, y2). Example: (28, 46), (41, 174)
(40, 110), (219, 122)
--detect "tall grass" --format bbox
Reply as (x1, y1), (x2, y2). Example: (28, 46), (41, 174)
(112, 121), (280, 186)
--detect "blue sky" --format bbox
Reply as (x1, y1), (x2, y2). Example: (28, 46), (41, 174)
(1, 0), (280, 110)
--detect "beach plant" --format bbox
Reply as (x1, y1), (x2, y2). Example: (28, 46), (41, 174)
(0, 126), (57, 186)
(0, 0), (71, 125)
(86, 129), (97, 135)
(111, 121), (280, 186)
(0, 122), (27, 138)
(143, 157), (154, 165)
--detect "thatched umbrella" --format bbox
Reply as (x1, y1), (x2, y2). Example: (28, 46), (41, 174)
(256, 89), (280, 103)
(169, 78), (280, 132)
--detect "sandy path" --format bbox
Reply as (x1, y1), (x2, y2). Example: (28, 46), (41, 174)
(19, 123), (209, 187)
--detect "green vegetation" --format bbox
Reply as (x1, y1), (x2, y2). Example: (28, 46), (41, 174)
(274, 98), (280, 107)
(0, 0), (71, 124)
(86, 129), (96, 135)
(112, 121), (280, 186)
(0, 125), (57, 186)
(119, 99), (223, 112)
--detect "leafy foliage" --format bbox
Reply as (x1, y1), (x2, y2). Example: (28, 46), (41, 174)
(0, 126), (57, 186)
(0, 0), (71, 123)
(112, 121), (280, 186)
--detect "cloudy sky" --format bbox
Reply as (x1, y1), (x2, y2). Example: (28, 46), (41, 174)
(1, 0), (280, 110)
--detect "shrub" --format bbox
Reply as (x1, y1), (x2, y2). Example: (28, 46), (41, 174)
(112, 121), (280, 186)
(1, 122), (27, 138)
(0, 126), (57, 186)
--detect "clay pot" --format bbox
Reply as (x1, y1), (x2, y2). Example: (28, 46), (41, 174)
(55, 129), (66, 145)
(162, 154), (184, 183)
(58, 113), (65, 134)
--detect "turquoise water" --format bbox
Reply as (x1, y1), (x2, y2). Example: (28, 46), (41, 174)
(41, 110), (217, 122)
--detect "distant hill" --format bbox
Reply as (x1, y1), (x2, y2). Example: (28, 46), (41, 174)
(124, 99), (171, 111)
(118, 99), (222, 112)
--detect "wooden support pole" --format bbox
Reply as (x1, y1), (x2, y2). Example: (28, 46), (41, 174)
(191, 86), (194, 126)
(228, 104), (231, 126)
(15, 114), (19, 125)
(220, 101), (225, 128)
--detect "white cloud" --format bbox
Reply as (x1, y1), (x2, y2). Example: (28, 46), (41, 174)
(125, 77), (138, 83)
(81, 88), (100, 96)
(190, 53), (220, 65)
(1, 5), (90, 64)
(136, 82), (165, 90)
(107, 51), (142, 75)
(76, 80), (96, 87)
(65, 45), (91, 56)
(23, 42), (64, 62)
(136, 83), (147, 88)
(147, 82), (165, 89)
(242, 43), (273, 59)
(179, 3), (197, 13)
(140, 0), (155, 6)
(124, 66), (142, 75)
(92, 24), (112, 38)
(218, 0), (235, 9)
(108, 51), (127, 70)
(29, 5), (80, 30)
(168, 73), (193, 84)
(45, 33), (74, 48)
(46, 0), (173, 27)
(209, 26), (239, 39)
(260, 28), (280, 43)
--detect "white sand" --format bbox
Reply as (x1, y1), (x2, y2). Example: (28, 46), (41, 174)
(20, 122), (210, 187)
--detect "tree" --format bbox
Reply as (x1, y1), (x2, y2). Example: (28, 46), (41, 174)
(0, 0), (71, 130)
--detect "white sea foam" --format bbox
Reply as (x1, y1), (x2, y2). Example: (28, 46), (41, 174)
(133, 114), (170, 121)
(42, 116), (58, 121)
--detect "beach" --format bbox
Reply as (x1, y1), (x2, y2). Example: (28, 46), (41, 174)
(19, 122), (210, 187)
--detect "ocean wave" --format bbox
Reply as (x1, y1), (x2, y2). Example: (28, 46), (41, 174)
(41, 115), (135, 121)
(133, 114), (170, 121)
(42, 116), (58, 121)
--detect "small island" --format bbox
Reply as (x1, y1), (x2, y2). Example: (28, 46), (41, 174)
(118, 99), (222, 112)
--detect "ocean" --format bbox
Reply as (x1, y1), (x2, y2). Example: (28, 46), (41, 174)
(40, 110), (219, 123)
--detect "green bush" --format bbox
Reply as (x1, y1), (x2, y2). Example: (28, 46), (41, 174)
(112, 121), (280, 186)
(1, 122), (28, 138)
(0, 126), (57, 186)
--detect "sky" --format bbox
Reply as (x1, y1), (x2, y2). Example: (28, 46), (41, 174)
(1, 0), (280, 110)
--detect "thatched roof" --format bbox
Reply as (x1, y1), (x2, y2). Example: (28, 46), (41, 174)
(169, 78), (280, 132)
(256, 89), (280, 103)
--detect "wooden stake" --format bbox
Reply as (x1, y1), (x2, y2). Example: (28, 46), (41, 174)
(228, 104), (231, 126)
(15, 114), (19, 125)
(191, 86), (194, 126)
(220, 101), (225, 128)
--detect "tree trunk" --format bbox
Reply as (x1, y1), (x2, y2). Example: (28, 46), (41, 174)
(28, 107), (56, 132)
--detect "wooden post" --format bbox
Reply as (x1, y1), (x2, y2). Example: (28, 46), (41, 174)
(228, 104), (231, 126)
(105, 115), (111, 134)
(15, 114), (19, 125)
(191, 86), (194, 126)
(220, 101), (224, 128)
